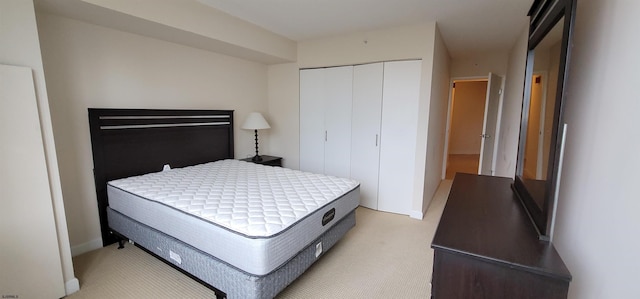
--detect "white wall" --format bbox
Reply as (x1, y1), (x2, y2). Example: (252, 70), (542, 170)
(0, 0), (77, 295)
(297, 24), (434, 68)
(421, 26), (451, 214)
(451, 51), (509, 78)
(552, 0), (640, 298)
(494, 27), (528, 178)
(37, 13), (270, 253)
(270, 23), (440, 218)
(267, 63), (300, 169)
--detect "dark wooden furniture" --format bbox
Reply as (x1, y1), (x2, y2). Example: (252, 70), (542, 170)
(88, 108), (234, 298)
(88, 108), (234, 246)
(239, 155), (282, 167)
(431, 173), (571, 299)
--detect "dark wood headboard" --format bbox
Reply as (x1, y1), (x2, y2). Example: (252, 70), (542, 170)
(88, 108), (234, 246)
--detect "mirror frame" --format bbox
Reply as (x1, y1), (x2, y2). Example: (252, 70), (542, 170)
(514, 0), (576, 240)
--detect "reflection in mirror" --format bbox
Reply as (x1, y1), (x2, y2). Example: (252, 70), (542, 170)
(521, 17), (564, 209)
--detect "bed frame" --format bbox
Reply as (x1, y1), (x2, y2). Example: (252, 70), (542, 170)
(88, 108), (357, 299)
(88, 108), (235, 246)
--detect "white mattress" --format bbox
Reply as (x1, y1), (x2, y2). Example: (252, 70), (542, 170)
(107, 159), (359, 275)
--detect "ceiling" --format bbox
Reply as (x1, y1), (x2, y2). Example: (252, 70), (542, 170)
(197, 0), (532, 58)
(34, 0), (532, 60)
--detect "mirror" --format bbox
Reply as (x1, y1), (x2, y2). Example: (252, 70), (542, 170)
(514, 0), (575, 240)
(522, 17), (564, 207)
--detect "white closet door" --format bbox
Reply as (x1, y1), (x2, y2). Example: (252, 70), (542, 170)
(378, 60), (422, 215)
(0, 65), (65, 298)
(300, 68), (326, 174)
(323, 66), (353, 178)
(351, 63), (384, 209)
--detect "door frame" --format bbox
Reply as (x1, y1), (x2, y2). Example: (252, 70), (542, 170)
(441, 76), (488, 179)
(533, 71), (549, 180)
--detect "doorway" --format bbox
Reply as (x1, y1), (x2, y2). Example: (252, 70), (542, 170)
(444, 79), (487, 179)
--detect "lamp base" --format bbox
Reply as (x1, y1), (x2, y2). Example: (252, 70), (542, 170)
(251, 130), (263, 162)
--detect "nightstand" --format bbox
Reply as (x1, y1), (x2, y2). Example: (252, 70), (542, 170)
(239, 155), (282, 167)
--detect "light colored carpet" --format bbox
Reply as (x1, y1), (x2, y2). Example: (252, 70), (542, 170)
(66, 180), (452, 299)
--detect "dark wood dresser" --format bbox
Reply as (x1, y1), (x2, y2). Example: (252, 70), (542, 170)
(431, 173), (571, 299)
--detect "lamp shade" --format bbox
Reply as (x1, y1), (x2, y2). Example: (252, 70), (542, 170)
(241, 112), (271, 130)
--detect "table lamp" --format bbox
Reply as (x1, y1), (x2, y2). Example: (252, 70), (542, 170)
(241, 112), (271, 162)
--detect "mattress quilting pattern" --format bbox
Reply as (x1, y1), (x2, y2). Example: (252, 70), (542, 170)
(108, 159), (359, 238)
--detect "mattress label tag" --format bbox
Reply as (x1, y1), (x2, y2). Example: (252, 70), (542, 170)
(322, 208), (336, 226)
(170, 250), (182, 264)
(315, 242), (323, 258)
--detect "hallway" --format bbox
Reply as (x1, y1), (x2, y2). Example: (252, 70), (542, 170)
(445, 154), (479, 179)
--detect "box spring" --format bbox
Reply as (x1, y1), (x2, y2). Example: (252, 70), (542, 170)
(107, 208), (356, 299)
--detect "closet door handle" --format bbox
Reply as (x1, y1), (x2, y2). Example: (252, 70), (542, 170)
(375, 134), (379, 146)
(325, 131), (327, 142)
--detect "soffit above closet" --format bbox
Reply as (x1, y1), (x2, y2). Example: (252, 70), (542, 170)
(197, 0), (531, 58)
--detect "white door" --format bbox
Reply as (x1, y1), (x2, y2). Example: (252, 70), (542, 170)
(323, 66), (353, 178)
(478, 72), (503, 175)
(0, 65), (65, 298)
(378, 60), (422, 215)
(351, 63), (384, 209)
(300, 66), (353, 177)
(300, 68), (326, 174)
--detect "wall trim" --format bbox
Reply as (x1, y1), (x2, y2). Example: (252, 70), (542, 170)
(71, 238), (102, 257)
(409, 210), (424, 220)
(65, 278), (80, 295)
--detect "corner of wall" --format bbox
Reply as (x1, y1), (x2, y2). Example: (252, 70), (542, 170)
(494, 25), (528, 178)
(410, 25), (437, 214)
(71, 237), (103, 257)
(420, 21), (452, 213)
(267, 62), (300, 169)
(409, 210), (424, 220)
(2, 0), (77, 291)
(65, 278), (80, 295)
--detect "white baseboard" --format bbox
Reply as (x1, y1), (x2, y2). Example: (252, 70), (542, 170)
(71, 238), (102, 257)
(65, 278), (80, 295)
(409, 210), (424, 220)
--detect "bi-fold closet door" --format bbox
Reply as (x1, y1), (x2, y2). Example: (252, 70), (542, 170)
(300, 60), (422, 216)
(299, 66), (353, 178)
(351, 63), (384, 209)
(351, 60), (422, 215)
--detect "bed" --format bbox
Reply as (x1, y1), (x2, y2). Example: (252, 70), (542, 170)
(88, 109), (360, 299)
